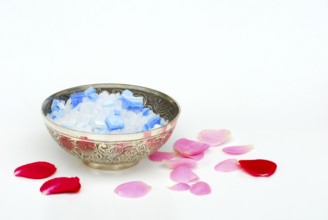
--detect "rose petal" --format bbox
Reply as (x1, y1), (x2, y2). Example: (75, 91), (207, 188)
(163, 158), (197, 169)
(148, 151), (176, 162)
(40, 177), (81, 195)
(190, 181), (211, 196)
(214, 159), (241, 172)
(114, 181), (151, 198)
(168, 183), (191, 191)
(239, 159), (277, 177)
(174, 138), (210, 156)
(197, 129), (230, 147)
(14, 161), (57, 179)
(181, 152), (205, 161)
(222, 145), (253, 155)
(170, 166), (199, 183)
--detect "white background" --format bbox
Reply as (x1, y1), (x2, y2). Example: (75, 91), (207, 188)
(0, 0), (327, 219)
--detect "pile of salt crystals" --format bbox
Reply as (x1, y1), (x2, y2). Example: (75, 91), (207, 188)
(48, 87), (167, 134)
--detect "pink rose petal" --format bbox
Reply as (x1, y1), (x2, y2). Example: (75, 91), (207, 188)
(174, 138), (210, 156)
(14, 161), (57, 179)
(148, 151), (176, 162)
(222, 145), (253, 155)
(40, 177), (81, 195)
(170, 166), (199, 183)
(114, 181), (151, 198)
(190, 181), (211, 196)
(181, 152), (205, 161)
(168, 183), (191, 191)
(197, 129), (230, 147)
(214, 159), (241, 172)
(163, 158), (197, 169)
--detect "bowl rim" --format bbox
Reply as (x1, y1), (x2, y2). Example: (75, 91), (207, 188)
(41, 83), (181, 141)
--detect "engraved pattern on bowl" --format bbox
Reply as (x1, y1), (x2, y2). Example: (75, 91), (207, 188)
(42, 84), (180, 170)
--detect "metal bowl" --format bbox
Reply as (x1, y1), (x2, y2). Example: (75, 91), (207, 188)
(41, 83), (180, 170)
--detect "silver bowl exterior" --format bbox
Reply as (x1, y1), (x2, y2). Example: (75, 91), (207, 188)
(42, 83), (180, 170)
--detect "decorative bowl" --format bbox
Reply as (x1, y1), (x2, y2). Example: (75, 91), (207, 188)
(41, 83), (180, 170)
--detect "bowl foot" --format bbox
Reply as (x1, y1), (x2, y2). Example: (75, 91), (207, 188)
(82, 161), (139, 170)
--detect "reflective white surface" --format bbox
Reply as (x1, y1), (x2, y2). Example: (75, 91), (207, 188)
(0, 1), (327, 219)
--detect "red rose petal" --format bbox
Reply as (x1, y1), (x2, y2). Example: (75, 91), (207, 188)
(170, 166), (199, 183)
(214, 159), (241, 172)
(197, 129), (230, 147)
(168, 183), (191, 191)
(148, 151), (176, 162)
(222, 145), (253, 155)
(40, 177), (81, 195)
(239, 159), (277, 177)
(190, 181), (211, 196)
(174, 138), (210, 156)
(114, 181), (151, 198)
(14, 161), (57, 179)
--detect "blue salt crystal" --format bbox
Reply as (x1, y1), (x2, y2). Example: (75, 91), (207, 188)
(160, 118), (167, 126)
(49, 88), (168, 134)
(128, 97), (143, 111)
(50, 109), (64, 120)
(121, 90), (133, 98)
(51, 99), (65, 112)
(87, 92), (98, 101)
(57, 109), (64, 117)
(121, 96), (143, 111)
(146, 115), (161, 129)
(84, 87), (98, 101)
(84, 87), (96, 94)
(121, 89), (143, 110)
(142, 124), (150, 131)
(105, 115), (124, 131)
(70, 92), (85, 108)
(50, 112), (57, 120)
(142, 107), (150, 116)
(121, 98), (130, 109)
(114, 110), (121, 115)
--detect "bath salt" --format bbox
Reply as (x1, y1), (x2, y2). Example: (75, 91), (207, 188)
(48, 87), (167, 134)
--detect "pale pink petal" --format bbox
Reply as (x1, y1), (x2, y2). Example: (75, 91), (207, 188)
(168, 183), (190, 191)
(114, 181), (151, 198)
(214, 159), (241, 172)
(190, 181), (211, 196)
(148, 151), (176, 162)
(163, 158), (197, 169)
(181, 152), (205, 161)
(170, 166), (199, 183)
(222, 145), (253, 155)
(174, 138), (210, 156)
(197, 129), (230, 147)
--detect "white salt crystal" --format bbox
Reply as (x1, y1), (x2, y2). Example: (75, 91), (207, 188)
(48, 88), (167, 134)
